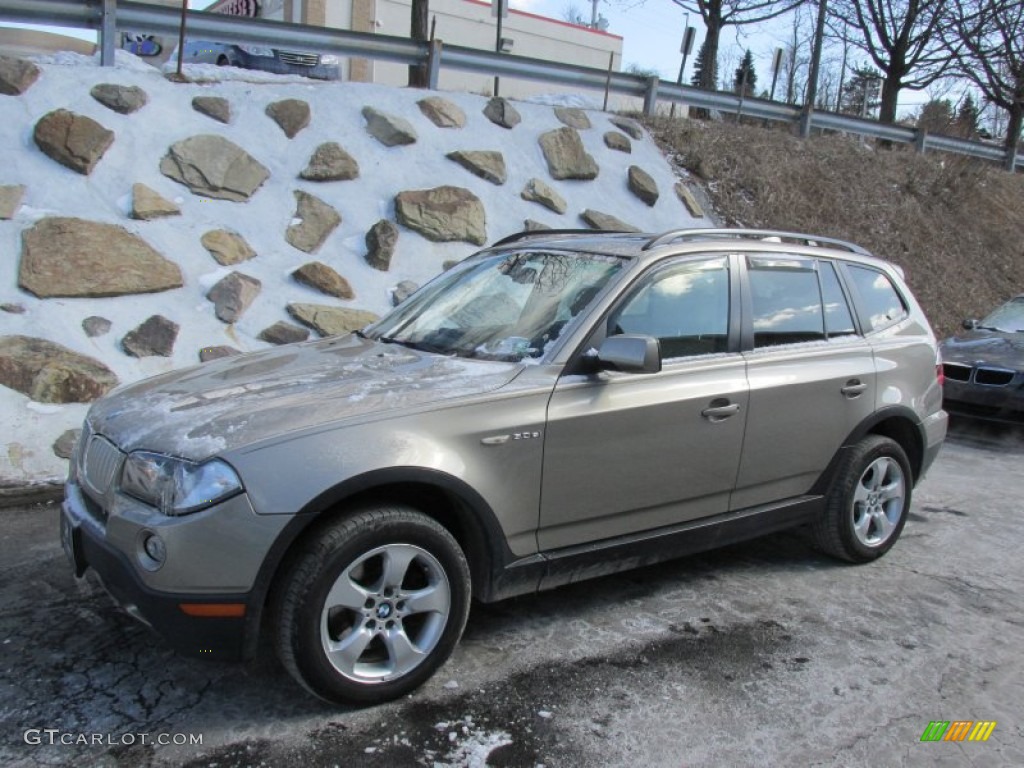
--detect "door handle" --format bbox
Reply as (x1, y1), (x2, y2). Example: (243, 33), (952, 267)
(701, 400), (740, 422)
(841, 380), (868, 398)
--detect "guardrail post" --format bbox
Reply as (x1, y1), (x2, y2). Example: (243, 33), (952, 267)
(1005, 147), (1018, 172)
(99, 0), (116, 66)
(426, 39), (442, 90)
(914, 128), (927, 154)
(643, 76), (659, 117)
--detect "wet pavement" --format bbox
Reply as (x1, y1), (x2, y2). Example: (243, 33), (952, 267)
(2, 422), (1023, 767)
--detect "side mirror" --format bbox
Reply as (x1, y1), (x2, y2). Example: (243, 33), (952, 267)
(962, 318), (979, 330)
(597, 334), (661, 374)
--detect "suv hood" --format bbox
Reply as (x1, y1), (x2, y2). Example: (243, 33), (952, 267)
(940, 330), (1024, 367)
(87, 334), (522, 460)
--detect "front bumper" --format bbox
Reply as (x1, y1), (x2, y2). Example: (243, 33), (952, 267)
(61, 480), (284, 660)
(942, 379), (1024, 425)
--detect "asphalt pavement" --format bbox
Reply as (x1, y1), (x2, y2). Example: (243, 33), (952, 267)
(2, 422), (1022, 767)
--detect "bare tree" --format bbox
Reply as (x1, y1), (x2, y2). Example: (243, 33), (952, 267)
(829, 0), (954, 125)
(670, 0), (804, 90)
(943, 0), (1023, 157)
(780, 3), (813, 103)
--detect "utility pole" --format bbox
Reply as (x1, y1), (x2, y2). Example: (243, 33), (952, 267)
(669, 22), (694, 119)
(799, 0), (827, 139)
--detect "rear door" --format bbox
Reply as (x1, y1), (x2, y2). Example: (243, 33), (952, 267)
(539, 255), (749, 550)
(732, 255), (877, 510)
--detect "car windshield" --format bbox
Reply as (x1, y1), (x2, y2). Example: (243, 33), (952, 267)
(980, 298), (1024, 332)
(365, 250), (626, 362)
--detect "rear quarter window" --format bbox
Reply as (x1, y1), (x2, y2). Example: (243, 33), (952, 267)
(845, 265), (908, 332)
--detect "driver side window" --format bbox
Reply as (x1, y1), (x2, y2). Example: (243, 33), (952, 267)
(608, 258), (730, 359)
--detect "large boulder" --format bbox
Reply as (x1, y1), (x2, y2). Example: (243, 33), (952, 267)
(0, 336), (118, 404)
(33, 109), (114, 175)
(82, 317), (112, 338)
(418, 96), (466, 128)
(0, 184), (24, 219)
(160, 134), (270, 201)
(201, 230), (256, 265)
(483, 97), (521, 129)
(365, 219), (398, 271)
(192, 96), (231, 124)
(675, 182), (705, 218)
(580, 209), (640, 232)
(362, 106), (417, 146)
(395, 186), (486, 246)
(19, 217), (182, 298)
(554, 107), (591, 130)
(258, 321), (310, 345)
(292, 261), (354, 299)
(286, 191), (341, 253)
(603, 131), (632, 153)
(90, 83), (148, 114)
(0, 55), (41, 95)
(446, 150), (506, 185)
(609, 116), (644, 140)
(207, 271), (262, 323)
(266, 98), (311, 138)
(131, 183), (180, 220)
(299, 142), (359, 182)
(122, 315), (179, 358)
(627, 165), (659, 206)
(539, 127), (598, 181)
(287, 304), (379, 337)
(521, 178), (567, 214)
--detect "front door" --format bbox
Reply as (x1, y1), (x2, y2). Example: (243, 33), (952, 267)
(539, 256), (748, 550)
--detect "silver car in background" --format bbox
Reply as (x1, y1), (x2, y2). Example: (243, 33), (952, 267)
(61, 228), (947, 706)
(179, 40), (341, 79)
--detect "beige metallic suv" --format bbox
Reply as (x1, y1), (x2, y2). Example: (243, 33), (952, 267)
(61, 228), (947, 705)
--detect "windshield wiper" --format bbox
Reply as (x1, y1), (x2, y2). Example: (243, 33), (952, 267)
(376, 336), (454, 356)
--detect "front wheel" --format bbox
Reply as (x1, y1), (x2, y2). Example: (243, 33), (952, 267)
(272, 506), (471, 705)
(814, 435), (912, 563)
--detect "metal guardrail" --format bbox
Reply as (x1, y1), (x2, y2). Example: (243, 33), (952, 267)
(1, 0), (1019, 171)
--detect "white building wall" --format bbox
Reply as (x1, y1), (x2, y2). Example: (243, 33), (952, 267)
(366, 0), (622, 102)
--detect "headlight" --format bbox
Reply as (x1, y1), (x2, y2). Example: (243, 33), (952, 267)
(121, 452), (242, 516)
(238, 44), (274, 57)
(319, 54), (339, 65)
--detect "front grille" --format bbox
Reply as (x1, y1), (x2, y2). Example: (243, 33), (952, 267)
(975, 367), (1015, 387)
(278, 50), (319, 67)
(83, 435), (124, 498)
(942, 363), (971, 382)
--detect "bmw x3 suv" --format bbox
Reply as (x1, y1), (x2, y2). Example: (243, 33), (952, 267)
(61, 228), (947, 705)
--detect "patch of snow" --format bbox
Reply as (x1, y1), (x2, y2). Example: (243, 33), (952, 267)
(26, 402), (63, 415)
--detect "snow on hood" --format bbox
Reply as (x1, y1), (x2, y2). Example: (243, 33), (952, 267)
(86, 334), (522, 460)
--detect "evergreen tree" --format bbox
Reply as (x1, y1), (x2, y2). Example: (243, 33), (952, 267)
(917, 99), (954, 134)
(690, 42), (718, 91)
(953, 94), (980, 138)
(839, 65), (883, 116)
(733, 49), (758, 96)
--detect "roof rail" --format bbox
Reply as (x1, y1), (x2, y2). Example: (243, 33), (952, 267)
(642, 228), (872, 256)
(491, 228), (631, 248)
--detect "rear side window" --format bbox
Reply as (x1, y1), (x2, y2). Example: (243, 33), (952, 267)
(748, 257), (825, 347)
(846, 265), (908, 332)
(820, 261), (857, 337)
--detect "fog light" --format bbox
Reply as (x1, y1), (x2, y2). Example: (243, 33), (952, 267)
(140, 532), (166, 570)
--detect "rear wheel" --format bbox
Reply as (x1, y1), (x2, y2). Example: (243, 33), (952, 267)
(814, 435), (912, 563)
(272, 506), (471, 705)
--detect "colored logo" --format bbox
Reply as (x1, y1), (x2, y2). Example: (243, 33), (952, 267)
(920, 721), (997, 742)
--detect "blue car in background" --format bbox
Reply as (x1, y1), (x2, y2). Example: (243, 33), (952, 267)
(179, 40), (340, 80)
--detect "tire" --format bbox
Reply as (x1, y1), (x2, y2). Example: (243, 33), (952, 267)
(272, 505), (471, 705)
(216, 55), (229, 66)
(813, 435), (912, 563)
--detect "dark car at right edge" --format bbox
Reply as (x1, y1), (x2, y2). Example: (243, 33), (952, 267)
(940, 294), (1024, 425)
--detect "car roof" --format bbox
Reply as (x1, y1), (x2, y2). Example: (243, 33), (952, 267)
(488, 227), (898, 273)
